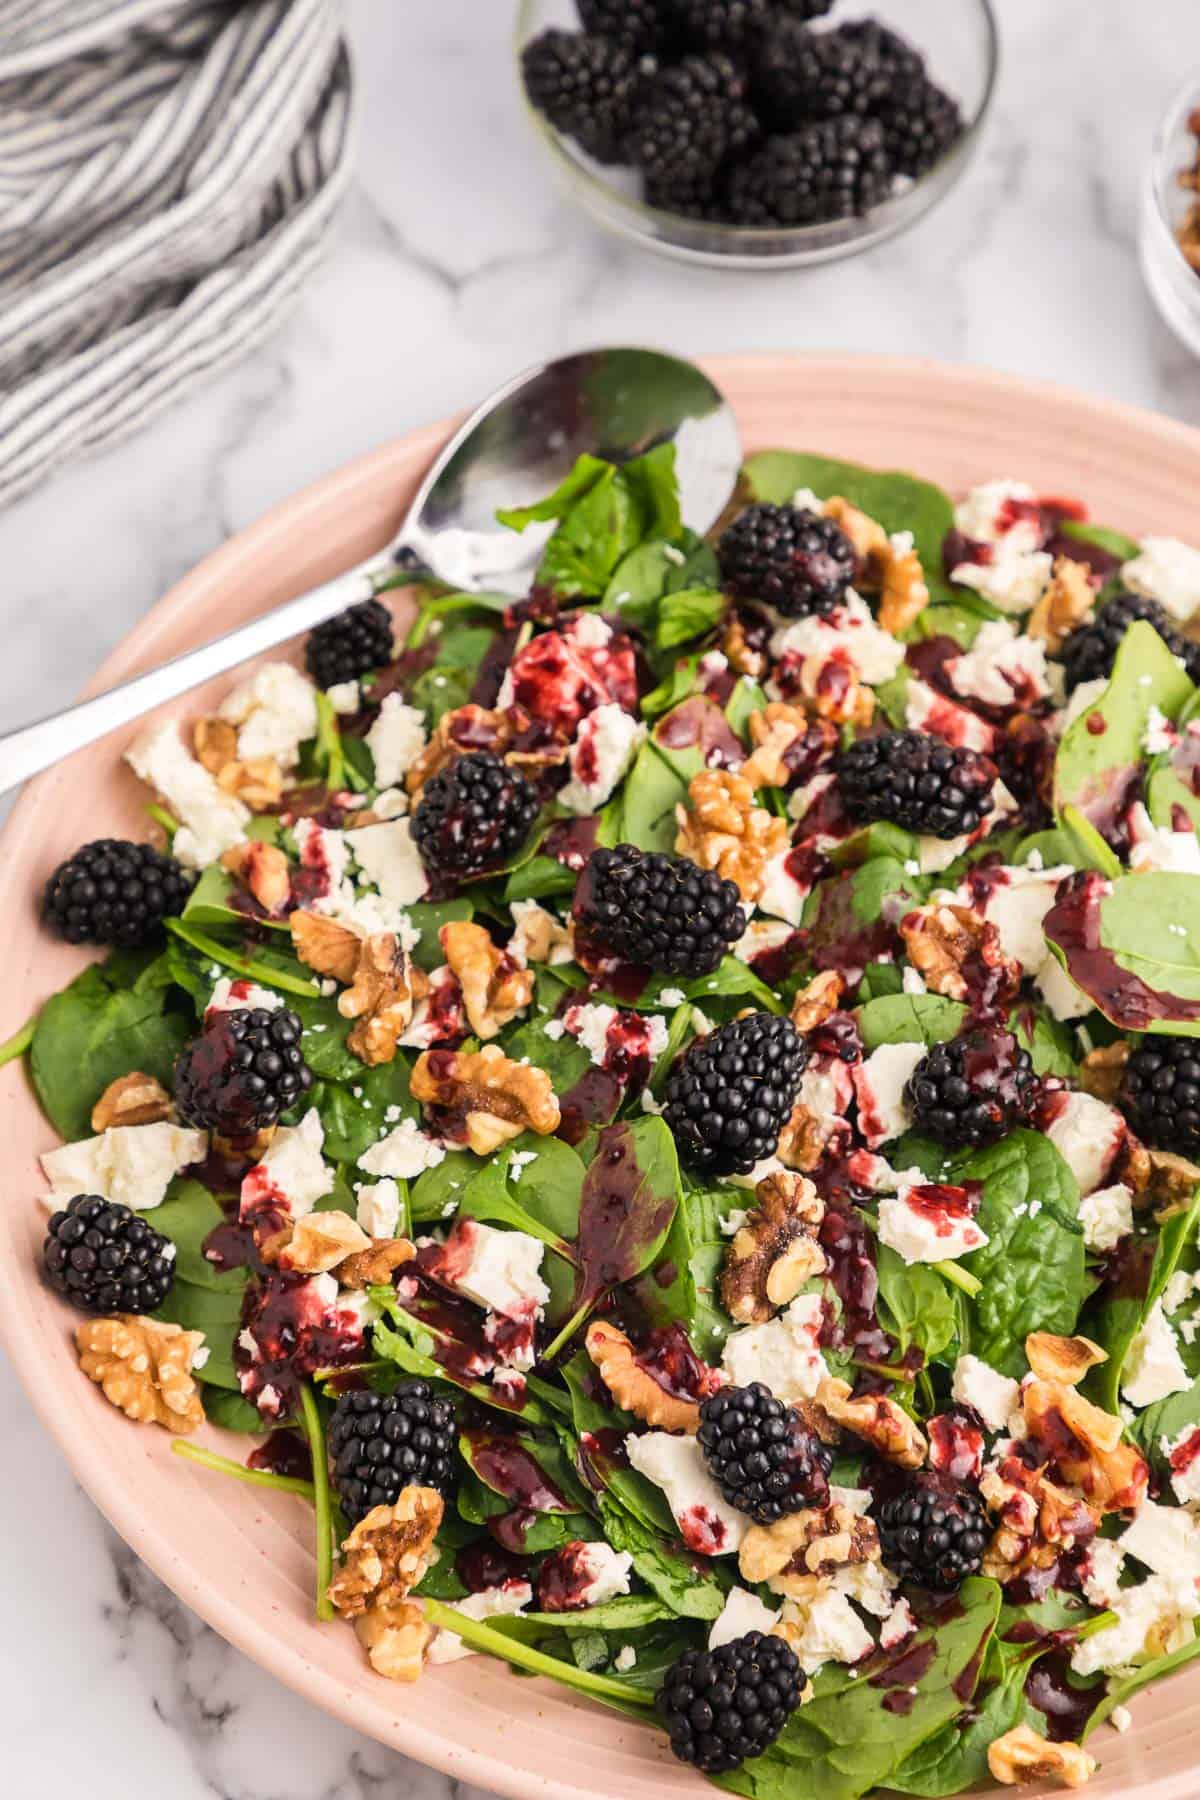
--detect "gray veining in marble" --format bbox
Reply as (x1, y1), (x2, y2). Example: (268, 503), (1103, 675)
(4, 0), (1200, 1793)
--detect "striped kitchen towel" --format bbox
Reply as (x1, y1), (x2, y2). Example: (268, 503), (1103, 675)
(0, 0), (355, 506)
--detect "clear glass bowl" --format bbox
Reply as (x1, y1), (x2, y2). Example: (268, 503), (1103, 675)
(514, 0), (999, 269)
(1141, 71), (1200, 357)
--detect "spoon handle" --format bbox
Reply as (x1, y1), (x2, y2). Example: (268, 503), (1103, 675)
(0, 554), (386, 797)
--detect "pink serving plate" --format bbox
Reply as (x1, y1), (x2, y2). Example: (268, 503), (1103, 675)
(3, 355), (1199, 1800)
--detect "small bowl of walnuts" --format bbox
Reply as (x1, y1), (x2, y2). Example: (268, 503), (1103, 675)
(516, 0), (998, 269)
(1141, 71), (1200, 358)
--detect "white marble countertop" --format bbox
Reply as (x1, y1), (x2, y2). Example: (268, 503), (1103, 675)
(3, 0), (1200, 1793)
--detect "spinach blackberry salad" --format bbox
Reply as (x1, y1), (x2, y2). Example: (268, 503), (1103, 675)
(18, 443), (1200, 1799)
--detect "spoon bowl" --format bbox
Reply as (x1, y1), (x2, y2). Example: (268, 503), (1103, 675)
(0, 347), (741, 792)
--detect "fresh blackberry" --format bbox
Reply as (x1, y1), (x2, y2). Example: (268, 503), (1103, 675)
(663, 1013), (807, 1176)
(727, 116), (893, 226)
(1060, 592), (1200, 695)
(875, 1472), (990, 1590)
(411, 751), (538, 880)
(1119, 1037), (1200, 1157)
(837, 729), (998, 840)
(328, 1383), (458, 1525)
(645, 168), (723, 220)
(577, 0), (672, 54)
(305, 598), (394, 690)
(43, 1194), (176, 1315)
(659, 1633), (804, 1774)
(718, 502), (856, 616)
(174, 1006), (313, 1137)
(838, 19), (925, 83)
(627, 53), (759, 189)
(698, 1383), (832, 1524)
(573, 844), (746, 976)
(754, 18), (893, 127)
(43, 838), (191, 948)
(521, 30), (643, 164)
(878, 75), (963, 178)
(905, 1026), (1037, 1149)
(668, 0), (832, 51)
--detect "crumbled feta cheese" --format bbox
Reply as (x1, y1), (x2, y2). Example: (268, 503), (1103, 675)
(293, 816), (352, 898)
(427, 1580), (534, 1664)
(1144, 705), (1178, 756)
(327, 681), (361, 714)
(207, 976), (283, 1017)
(720, 1294), (829, 1402)
(1071, 1570), (1200, 1675)
(797, 1059), (853, 1129)
(1162, 1425), (1200, 1504)
(946, 620), (1051, 709)
(559, 702), (645, 814)
(791, 486), (828, 515)
(240, 1110), (332, 1220)
(355, 1179), (402, 1241)
(1122, 1302), (1190, 1409)
(776, 1587), (874, 1675)
(345, 817), (428, 905)
(365, 693), (426, 788)
(660, 987), (687, 1007)
(965, 863), (1075, 976)
(218, 662), (318, 769)
(719, 1209), (750, 1237)
(1164, 1270), (1200, 1316)
(570, 610), (611, 650)
(904, 677), (997, 753)
(1109, 1705), (1133, 1734)
(1079, 1183), (1134, 1253)
(951, 1355), (1021, 1432)
(614, 1645), (638, 1672)
(542, 1019), (566, 1042)
(916, 831), (973, 875)
(41, 1122), (208, 1213)
(878, 1179), (988, 1265)
(563, 1001), (668, 1071)
(125, 722), (249, 869)
(570, 1542), (634, 1607)
(1036, 953), (1092, 1022)
(733, 918), (796, 965)
(1046, 1091), (1125, 1196)
(508, 898), (574, 968)
(728, 1154), (788, 1192)
(316, 883), (420, 950)
(372, 787), (409, 821)
(769, 593), (905, 686)
(953, 543), (1053, 615)
(833, 1559), (896, 1618)
(1127, 810), (1200, 876)
(1080, 1537), (1126, 1608)
(359, 1118), (446, 1180)
(757, 848), (811, 926)
(830, 1485), (873, 1515)
(432, 1219), (549, 1321)
(626, 1432), (748, 1557)
(851, 1043), (925, 1148)
(709, 1586), (781, 1649)
(1124, 537), (1200, 623)
(954, 479), (1042, 552)
(1120, 1499), (1200, 1578)
(880, 1597), (917, 1650)
(902, 967), (927, 995)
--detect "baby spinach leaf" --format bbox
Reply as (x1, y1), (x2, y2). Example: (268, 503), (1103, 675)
(605, 529), (719, 625)
(152, 1180), (244, 1289)
(410, 1151), (475, 1223)
(743, 449), (955, 603)
(856, 992), (966, 1051)
(405, 898), (475, 970)
(1053, 620), (1194, 825)
(950, 1132), (1086, 1376)
(157, 1281), (242, 1389)
(458, 1147), (578, 1260)
(875, 1248), (957, 1362)
(500, 448), (681, 600)
(560, 1354), (677, 1538)
(624, 1175), (730, 1362)
(654, 587), (726, 652)
(164, 920), (319, 999)
(203, 1389), (263, 1433)
(719, 1578), (1002, 1800)
(374, 1304), (551, 1425)
(642, 655), (702, 720)
(618, 739), (691, 854)
(547, 1117), (680, 1357)
(30, 955), (192, 1142)
(1129, 1372), (1200, 1470)
(308, 1060), (416, 1164)
(724, 674), (768, 739)
(599, 1497), (728, 1621)
(1045, 871), (1200, 1036)
(1059, 519), (1140, 565)
(888, 1642), (1027, 1796)
(1086, 1188), (1200, 1412)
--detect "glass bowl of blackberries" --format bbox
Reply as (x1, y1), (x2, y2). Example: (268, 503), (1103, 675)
(516, 0), (998, 268)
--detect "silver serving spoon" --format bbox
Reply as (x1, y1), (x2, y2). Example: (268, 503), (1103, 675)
(0, 348), (742, 795)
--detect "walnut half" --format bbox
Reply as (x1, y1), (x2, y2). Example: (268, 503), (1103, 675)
(816, 1377), (927, 1468)
(328, 1487), (444, 1619)
(739, 1502), (879, 1597)
(76, 1315), (205, 1434)
(585, 1320), (704, 1434)
(676, 768), (790, 904)
(440, 920), (534, 1040)
(355, 1600), (433, 1683)
(91, 1071), (172, 1131)
(338, 933), (428, 1065)
(278, 1209), (371, 1274)
(721, 1170), (826, 1325)
(411, 1044), (560, 1155)
(987, 1724), (1096, 1789)
(900, 902), (1019, 1004)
